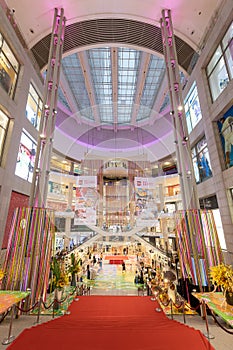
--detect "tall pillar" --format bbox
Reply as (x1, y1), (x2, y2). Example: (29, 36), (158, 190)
(29, 8), (66, 207)
(65, 162), (74, 241)
(160, 9), (199, 210)
(158, 184), (164, 212)
(98, 167), (104, 227)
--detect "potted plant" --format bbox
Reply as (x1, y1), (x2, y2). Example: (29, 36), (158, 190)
(209, 263), (233, 305)
(68, 253), (81, 287)
(51, 257), (69, 309)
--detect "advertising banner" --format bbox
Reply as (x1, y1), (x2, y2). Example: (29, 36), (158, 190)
(134, 177), (158, 227)
(74, 176), (98, 225)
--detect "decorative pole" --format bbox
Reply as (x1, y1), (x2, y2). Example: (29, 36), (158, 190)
(160, 9), (199, 210)
(3, 9), (66, 309)
(30, 8), (66, 208)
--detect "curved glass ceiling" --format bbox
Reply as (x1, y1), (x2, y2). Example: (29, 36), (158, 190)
(58, 47), (166, 128)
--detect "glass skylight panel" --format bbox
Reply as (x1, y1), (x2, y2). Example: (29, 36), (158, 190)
(59, 48), (168, 126)
(62, 54), (93, 120)
(99, 105), (113, 124)
(87, 48), (113, 123)
(137, 56), (165, 121)
(159, 93), (170, 113)
(58, 87), (72, 112)
(118, 48), (140, 124)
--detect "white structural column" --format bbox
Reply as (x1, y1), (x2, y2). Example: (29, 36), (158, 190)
(160, 9), (199, 210)
(29, 8), (66, 207)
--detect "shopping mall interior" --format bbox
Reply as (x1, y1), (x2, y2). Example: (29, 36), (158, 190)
(0, 0), (233, 349)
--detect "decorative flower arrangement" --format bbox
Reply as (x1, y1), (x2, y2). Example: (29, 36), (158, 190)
(51, 257), (69, 291)
(55, 271), (69, 290)
(68, 253), (82, 287)
(68, 253), (82, 275)
(209, 263), (233, 292)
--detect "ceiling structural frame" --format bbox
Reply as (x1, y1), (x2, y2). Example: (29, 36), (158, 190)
(31, 17), (198, 131)
(31, 18), (198, 73)
(26, 9), (203, 161)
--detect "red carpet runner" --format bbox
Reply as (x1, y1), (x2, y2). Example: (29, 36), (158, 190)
(8, 296), (214, 350)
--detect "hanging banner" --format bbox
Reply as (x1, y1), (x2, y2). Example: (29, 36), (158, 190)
(134, 177), (158, 227)
(74, 176), (98, 225)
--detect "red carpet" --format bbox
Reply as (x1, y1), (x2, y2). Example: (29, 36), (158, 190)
(104, 255), (129, 264)
(104, 255), (129, 260)
(8, 296), (214, 350)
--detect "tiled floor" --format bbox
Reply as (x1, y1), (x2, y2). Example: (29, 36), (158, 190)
(0, 258), (232, 350)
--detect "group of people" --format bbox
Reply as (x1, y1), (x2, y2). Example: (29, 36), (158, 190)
(86, 252), (103, 280)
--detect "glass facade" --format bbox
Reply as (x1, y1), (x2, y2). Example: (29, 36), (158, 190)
(0, 32), (19, 98)
(192, 136), (212, 183)
(15, 130), (37, 182)
(184, 82), (202, 134)
(207, 21), (233, 101)
(25, 84), (43, 130)
(0, 108), (9, 165)
(217, 104), (233, 169)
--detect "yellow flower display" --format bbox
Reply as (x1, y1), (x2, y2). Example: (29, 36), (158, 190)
(55, 272), (69, 290)
(51, 257), (69, 291)
(209, 263), (233, 292)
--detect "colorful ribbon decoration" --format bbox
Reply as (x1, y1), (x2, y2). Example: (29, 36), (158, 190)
(3, 207), (55, 307)
(175, 209), (223, 291)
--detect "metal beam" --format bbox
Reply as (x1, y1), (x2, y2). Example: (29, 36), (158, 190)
(131, 52), (151, 125)
(78, 51), (101, 125)
(111, 47), (118, 131)
(59, 67), (80, 114)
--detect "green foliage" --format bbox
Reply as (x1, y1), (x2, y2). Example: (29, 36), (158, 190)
(51, 257), (61, 282)
(68, 253), (81, 275)
(51, 257), (69, 290)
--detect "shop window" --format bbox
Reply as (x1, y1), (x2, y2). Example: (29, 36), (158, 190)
(184, 82), (202, 134)
(15, 130), (37, 182)
(25, 84), (42, 130)
(206, 21), (233, 102)
(212, 209), (226, 250)
(192, 136), (212, 184)
(199, 195), (218, 209)
(217, 104), (233, 169)
(200, 195), (226, 250)
(48, 181), (67, 195)
(0, 32), (19, 98)
(0, 108), (10, 165)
